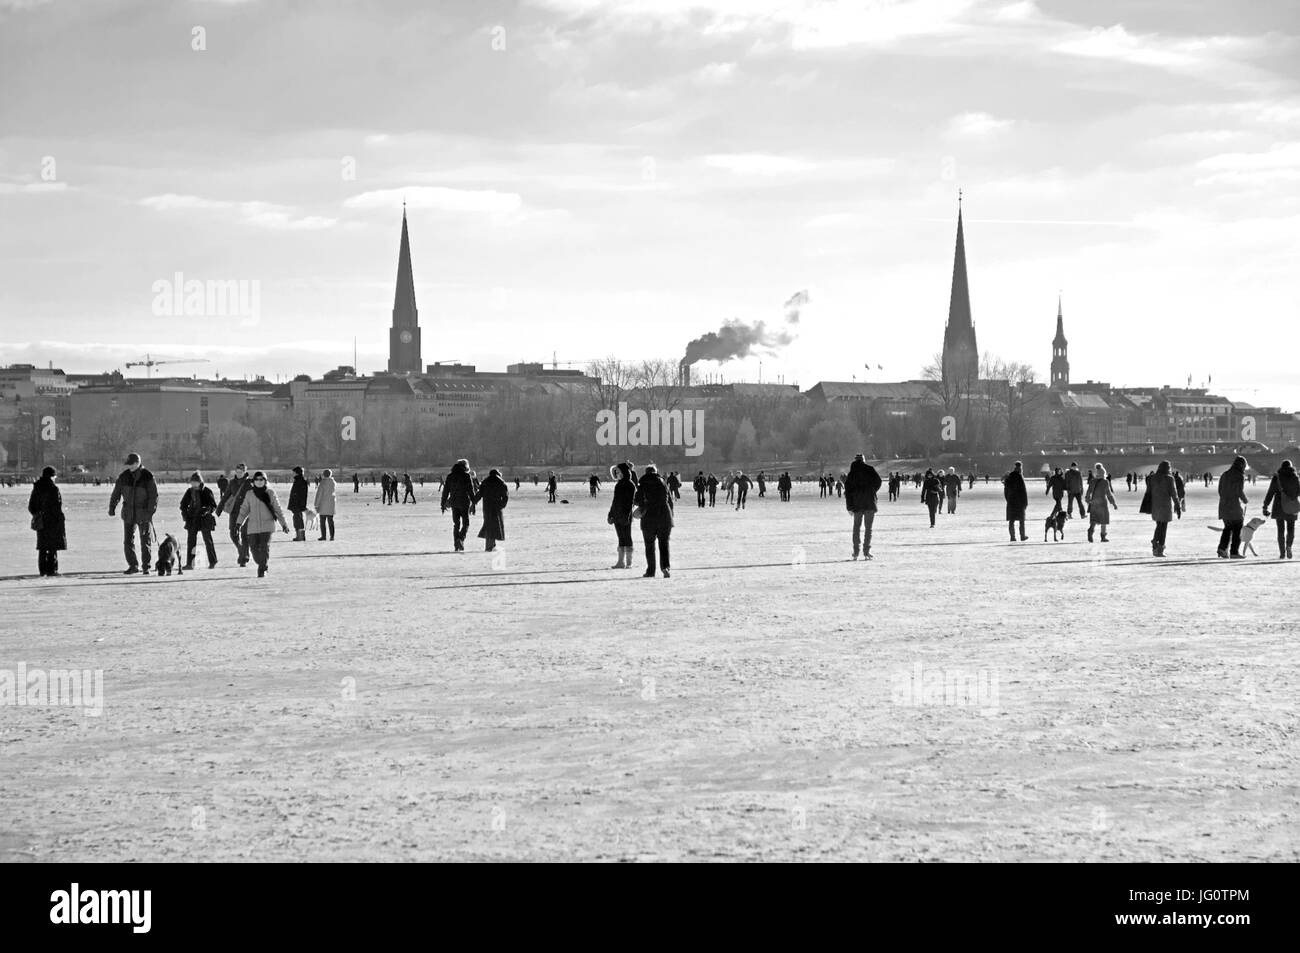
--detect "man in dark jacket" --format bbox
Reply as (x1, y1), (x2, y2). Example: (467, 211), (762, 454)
(402, 472), (416, 504)
(634, 464), (674, 578)
(440, 458), (476, 552)
(180, 470), (219, 569)
(1065, 463), (1085, 519)
(693, 471), (706, 508)
(546, 472), (558, 503)
(1003, 461), (1029, 542)
(1046, 466), (1068, 518)
(108, 451), (159, 574)
(1216, 455), (1248, 558)
(844, 454), (882, 560)
(706, 472), (719, 507)
(288, 466), (310, 541)
(215, 462), (253, 567)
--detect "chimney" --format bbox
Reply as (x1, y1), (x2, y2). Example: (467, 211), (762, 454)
(679, 360), (691, 388)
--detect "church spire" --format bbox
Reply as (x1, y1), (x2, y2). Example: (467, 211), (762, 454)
(388, 208), (422, 375)
(1050, 293), (1069, 389)
(941, 195), (979, 386)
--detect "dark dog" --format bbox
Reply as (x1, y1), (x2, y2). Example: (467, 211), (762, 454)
(1044, 510), (1068, 542)
(155, 533), (183, 576)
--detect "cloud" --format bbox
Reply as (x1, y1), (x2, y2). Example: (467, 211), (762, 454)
(947, 111), (1014, 136)
(1195, 142), (1300, 187)
(139, 193), (336, 229)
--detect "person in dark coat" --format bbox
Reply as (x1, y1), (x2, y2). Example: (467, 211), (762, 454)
(546, 472), (558, 503)
(1003, 461), (1029, 542)
(1261, 459), (1299, 559)
(1174, 470), (1187, 512)
(666, 470), (681, 500)
(402, 472), (416, 504)
(844, 454), (882, 560)
(920, 468), (942, 528)
(215, 462), (253, 567)
(706, 472), (719, 507)
(607, 462), (637, 568)
(108, 451), (159, 574)
(28, 465), (66, 577)
(216, 473), (229, 499)
(352, 473), (360, 494)
(1046, 466), (1067, 518)
(1143, 460), (1181, 557)
(634, 464), (674, 578)
(1064, 463), (1085, 519)
(693, 471), (706, 507)
(734, 471), (753, 510)
(779, 471), (792, 501)
(180, 470), (219, 569)
(288, 466), (310, 541)
(473, 468), (509, 551)
(440, 459), (476, 552)
(1216, 455), (1249, 558)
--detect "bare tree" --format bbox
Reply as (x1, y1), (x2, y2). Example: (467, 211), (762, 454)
(585, 357), (637, 414)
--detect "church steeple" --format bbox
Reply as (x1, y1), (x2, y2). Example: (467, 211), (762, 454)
(388, 207), (422, 375)
(1050, 293), (1069, 390)
(941, 193), (979, 388)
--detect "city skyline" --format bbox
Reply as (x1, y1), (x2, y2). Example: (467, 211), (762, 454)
(2, 0), (1298, 409)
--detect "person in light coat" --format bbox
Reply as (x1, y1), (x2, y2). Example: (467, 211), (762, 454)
(237, 470), (289, 577)
(315, 468), (337, 540)
(1084, 463), (1117, 543)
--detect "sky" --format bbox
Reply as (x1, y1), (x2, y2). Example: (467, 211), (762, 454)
(1, 0), (1297, 410)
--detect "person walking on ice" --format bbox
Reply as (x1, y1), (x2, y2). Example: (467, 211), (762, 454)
(607, 462), (637, 568)
(1084, 463), (1117, 543)
(108, 451), (158, 575)
(845, 453), (881, 560)
(1003, 461), (1029, 542)
(237, 470), (290, 578)
(441, 459), (476, 552)
(634, 464), (674, 578)
(473, 468), (509, 552)
(315, 468), (337, 540)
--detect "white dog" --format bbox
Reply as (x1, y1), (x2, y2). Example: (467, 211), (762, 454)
(304, 507), (319, 532)
(1208, 517), (1267, 557)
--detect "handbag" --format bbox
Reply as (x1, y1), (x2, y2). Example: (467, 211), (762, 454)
(1282, 493), (1300, 517)
(31, 513), (44, 532)
(1139, 487), (1152, 515)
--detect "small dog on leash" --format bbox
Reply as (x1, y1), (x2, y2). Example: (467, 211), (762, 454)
(155, 533), (183, 576)
(304, 507), (319, 532)
(1044, 509), (1068, 542)
(1208, 517), (1267, 557)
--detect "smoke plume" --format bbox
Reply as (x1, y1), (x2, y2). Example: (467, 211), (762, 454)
(681, 290), (808, 367)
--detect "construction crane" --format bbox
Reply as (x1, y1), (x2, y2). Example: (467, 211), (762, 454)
(124, 354), (211, 379)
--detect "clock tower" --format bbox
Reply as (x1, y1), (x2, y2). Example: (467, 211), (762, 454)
(388, 206), (422, 375)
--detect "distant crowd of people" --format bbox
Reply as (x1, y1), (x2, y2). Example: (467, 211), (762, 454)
(22, 451), (1300, 579)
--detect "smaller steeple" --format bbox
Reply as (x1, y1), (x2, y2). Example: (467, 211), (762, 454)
(1050, 293), (1069, 390)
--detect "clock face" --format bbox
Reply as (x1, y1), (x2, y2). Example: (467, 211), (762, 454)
(399, 330), (413, 345)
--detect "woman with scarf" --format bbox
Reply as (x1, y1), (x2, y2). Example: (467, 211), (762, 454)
(607, 461), (638, 568)
(236, 470), (289, 577)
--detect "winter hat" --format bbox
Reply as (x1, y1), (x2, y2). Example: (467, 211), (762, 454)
(488, 468), (501, 478)
(41, 465), (56, 478)
(292, 466), (304, 475)
(252, 470), (267, 481)
(189, 471), (203, 483)
(644, 464), (658, 476)
(1232, 455), (1247, 471)
(124, 452), (141, 465)
(322, 468), (332, 477)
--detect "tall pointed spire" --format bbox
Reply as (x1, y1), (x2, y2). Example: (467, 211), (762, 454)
(388, 208), (422, 375)
(941, 194), (979, 387)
